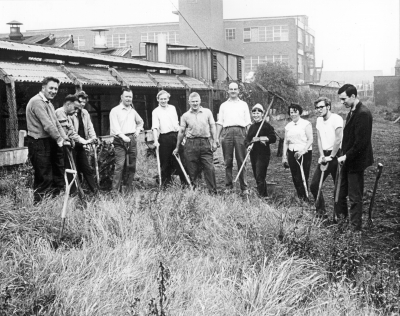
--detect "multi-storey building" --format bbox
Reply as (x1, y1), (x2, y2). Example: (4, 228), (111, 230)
(21, 0), (318, 83)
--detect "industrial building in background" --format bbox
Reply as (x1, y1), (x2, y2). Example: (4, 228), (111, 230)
(9, 0), (320, 84)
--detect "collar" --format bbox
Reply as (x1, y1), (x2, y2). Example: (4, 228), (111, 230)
(350, 100), (362, 113)
(190, 106), (203, 113)
(120, 103), (132, 111)
(38, 92), (49, 103)
(158, 104), (169, 110)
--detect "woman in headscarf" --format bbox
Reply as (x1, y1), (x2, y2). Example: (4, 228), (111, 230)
(282, 103), (313, 201)
(245, 103), (276, 197)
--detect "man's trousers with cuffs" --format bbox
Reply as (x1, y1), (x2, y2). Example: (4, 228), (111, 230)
(159, 132), (187, 187)
(112, 135), (137, 191)
(336, 163), (365, 230)
(310, 150), (338, 215)
(28, 136), (64, 204)
(287, 149), (312, 201)
(184, 138), (217, 193)
(220, 126), (248, 191)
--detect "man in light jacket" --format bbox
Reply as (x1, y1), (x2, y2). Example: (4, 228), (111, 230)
(26, 76), (70, 203)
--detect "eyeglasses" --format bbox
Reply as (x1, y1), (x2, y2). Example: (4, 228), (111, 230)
(315, 105), (327, 110)
(252, 110), (263, 113)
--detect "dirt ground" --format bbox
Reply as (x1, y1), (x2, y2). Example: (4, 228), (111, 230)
(212, 115), (400, 264)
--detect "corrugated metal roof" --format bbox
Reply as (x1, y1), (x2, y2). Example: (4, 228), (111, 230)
(0, 61), (73, 84)
(178, 75), (209, 90)
(66, 65), (119, 86)
(152, 73), (184, 89)
(22, 34), (51, 44)
(0, 40), (190, 71)
(116, 69), (157, 88)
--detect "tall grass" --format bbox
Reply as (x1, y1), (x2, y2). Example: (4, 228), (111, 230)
(0, 140), (398, 315)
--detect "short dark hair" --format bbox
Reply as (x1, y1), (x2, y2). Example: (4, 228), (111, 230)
(42, 76), (60, 86)
(314, 96), (331, 110)
(121, 87), (132, 95)
(287, 103), (303, 115)
(76, 90), (88, 100)
(64, 94), (78, 105)
(338, 84), (357, 97)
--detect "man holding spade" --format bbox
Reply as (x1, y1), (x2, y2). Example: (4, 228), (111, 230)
(336, 84), (374, 231)
(173, 92), (218, 193)
(309, 97), (343, 218)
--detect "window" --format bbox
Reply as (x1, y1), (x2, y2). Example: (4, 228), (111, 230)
(298, 28), (303, 43)
(245, 55), (289, 72)
(107, 34), (132, 48)
(298, 55), (303, 73)
(141, 31), (179, 44)
(74, 36), (85, 50)
(243, 25), (288, 43)
(225, 28), (236, 40)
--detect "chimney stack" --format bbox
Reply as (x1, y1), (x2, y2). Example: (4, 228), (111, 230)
(7, 20), (23, 41)
(91, 28), (108, 51)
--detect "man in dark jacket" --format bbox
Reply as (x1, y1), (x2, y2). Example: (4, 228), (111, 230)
(337, 84), (374, 230)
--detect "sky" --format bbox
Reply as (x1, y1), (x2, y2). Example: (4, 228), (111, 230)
(0, 0), (398, 75)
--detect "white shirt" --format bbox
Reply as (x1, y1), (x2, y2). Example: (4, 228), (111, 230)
(316, 113), (343, 150)
(216, 98), (251, 128)
(109, 103), (144, 136)
(151, 104), (179, 134)
(285, 118), (312, 151)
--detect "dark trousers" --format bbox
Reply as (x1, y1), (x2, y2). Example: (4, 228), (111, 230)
(287, 149), (312, 200)
(112, 135), (137, 191)
(28, 136), (64, 203)
(184, 138), (217, 193)
(159, 132), (186, 186)
(74, 145), (97, 193)
(220, 126), (248, 191)
(336, 164), (365, 230)
(250, 151), (270, 197)
(310, 152), (338, 214)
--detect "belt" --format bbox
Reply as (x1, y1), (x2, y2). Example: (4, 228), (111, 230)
(187, 137), (209, 140)
(160, 131), (178, 135)
(224, 125), (245, 129)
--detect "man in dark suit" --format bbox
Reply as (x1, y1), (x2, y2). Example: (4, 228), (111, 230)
(337, 84), (374, 230)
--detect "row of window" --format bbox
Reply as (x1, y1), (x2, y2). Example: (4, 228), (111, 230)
(74, 31), (180, 50)
(244, 55), (289, 72)
(226, 26), (314, 44)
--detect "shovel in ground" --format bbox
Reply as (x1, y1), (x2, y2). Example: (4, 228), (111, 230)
(296, 155), (309, 199)
(332, 162), (342, 223)
(92, 143), (100, 186)
(59, 169), (77, 241)
(368, 163), (383, 227)
(156, 146), (162, 188)
(315, 162), (329, 212)
(65, 146), (85, 201)
(173, 153), (193, 190)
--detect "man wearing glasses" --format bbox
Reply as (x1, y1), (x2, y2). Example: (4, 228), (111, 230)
(336, 84), (373, 231)
(216, 82), (251, 196)
(309, 97), (343, 218)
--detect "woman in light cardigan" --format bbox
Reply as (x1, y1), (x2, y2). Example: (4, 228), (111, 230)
(282, 103), (313, 201)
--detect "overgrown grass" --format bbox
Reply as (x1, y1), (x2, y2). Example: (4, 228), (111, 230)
(0, 137), (399, 315)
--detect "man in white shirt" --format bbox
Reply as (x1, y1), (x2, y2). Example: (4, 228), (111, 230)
(152, 90), (186, 186)
(109, 88), (144, 191)
(216, 82), (251, 194)
(310, 97), (343, 216)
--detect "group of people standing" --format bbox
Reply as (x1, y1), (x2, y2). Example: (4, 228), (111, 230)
(26, 77), (373, 231)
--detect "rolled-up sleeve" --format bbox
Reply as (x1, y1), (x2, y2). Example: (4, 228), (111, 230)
(152, 110), (160, 131)
(216, 104), (224, 126)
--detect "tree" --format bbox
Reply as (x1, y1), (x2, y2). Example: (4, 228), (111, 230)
(254, 61), (298, 103)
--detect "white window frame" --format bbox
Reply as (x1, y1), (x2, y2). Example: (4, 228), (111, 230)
(140, 31), (179, 44)
(75, 35), (85, 50)
(243, 25), (288, 43)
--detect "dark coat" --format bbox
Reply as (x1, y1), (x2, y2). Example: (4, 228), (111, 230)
(342, 101), (374, 173)
(245, 120), (277, 156)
